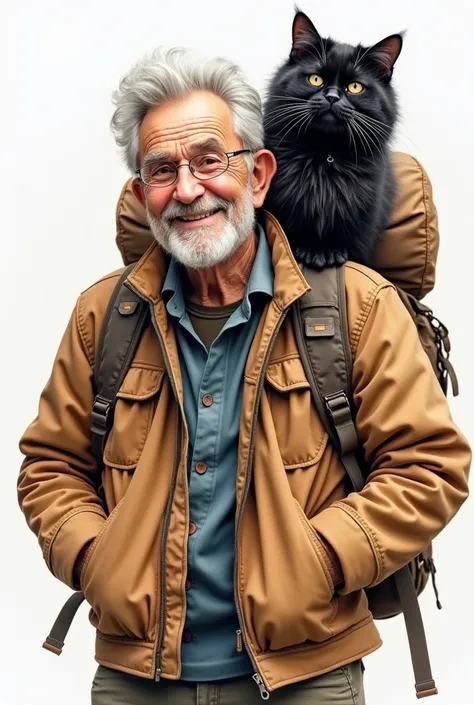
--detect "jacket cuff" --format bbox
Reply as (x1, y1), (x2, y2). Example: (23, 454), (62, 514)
(310, 503), (381, 594)
(46, 508), (107, 589)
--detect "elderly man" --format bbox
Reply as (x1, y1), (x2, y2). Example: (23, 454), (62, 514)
(18, 47), (470, 705)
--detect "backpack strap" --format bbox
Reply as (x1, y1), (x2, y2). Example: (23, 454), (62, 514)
(291, 266), (364, 492)
(42, 264), (149, 657)
(91, 263), (149, 466)
(292, 265), (437, 699)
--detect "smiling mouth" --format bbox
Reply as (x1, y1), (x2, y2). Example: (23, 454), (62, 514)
(175, 209), (222, 223)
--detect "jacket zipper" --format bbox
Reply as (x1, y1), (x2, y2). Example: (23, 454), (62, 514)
(126, 282), (184, 682)
(233, 307), (288, 701)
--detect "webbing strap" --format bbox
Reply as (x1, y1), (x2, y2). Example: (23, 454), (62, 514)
(42, 592), (86, 655)
(394, 567), (438, 698)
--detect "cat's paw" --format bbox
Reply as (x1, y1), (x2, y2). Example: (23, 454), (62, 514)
(293, 247), (348, 269)
(334, 249), (349, 265)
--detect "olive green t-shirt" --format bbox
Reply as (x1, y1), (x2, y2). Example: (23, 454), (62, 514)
(185, 299), (241, 351)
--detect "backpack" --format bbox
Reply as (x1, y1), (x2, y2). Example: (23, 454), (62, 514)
(43, 152), (458, 699)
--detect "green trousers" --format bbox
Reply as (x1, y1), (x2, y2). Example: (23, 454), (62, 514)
(91, 661), (365, 704)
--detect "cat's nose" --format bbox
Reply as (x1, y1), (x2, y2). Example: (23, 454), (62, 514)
(326, 89), (341, 105)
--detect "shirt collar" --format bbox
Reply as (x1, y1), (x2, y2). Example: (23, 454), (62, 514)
(162, 222), (274, 321)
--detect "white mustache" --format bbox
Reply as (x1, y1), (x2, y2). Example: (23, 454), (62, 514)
(163, 197), (230, 222)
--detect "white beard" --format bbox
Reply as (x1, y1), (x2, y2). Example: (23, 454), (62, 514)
(146, 182), (256, 269)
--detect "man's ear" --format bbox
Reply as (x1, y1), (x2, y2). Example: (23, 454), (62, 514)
(251, 149), (277, 208)
(132, 177), (145, 206)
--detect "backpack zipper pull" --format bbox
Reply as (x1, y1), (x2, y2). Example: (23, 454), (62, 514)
(252, 673), (270, 700)
(236, 629), (243, 652)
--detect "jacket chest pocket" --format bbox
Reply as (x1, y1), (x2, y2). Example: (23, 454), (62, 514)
(103, 364), (165, 470)
(264, 356), (328, 469)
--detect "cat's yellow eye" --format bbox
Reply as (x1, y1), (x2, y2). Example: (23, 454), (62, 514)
(308, 74), (324, 87)
(347, 82), (365, 94)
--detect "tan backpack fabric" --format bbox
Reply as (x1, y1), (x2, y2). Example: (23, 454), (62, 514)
(115, 151), (457, 398)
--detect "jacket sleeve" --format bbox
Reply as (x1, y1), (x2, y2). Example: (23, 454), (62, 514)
(17, 296), (107, 590)
(310, 283), (471, 594)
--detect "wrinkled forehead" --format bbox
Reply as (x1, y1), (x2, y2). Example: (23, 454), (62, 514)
(138, 90), (241, 163)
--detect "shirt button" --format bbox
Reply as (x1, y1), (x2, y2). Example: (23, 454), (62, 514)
(183, 629), (193, 643)
(195, 461), (207, 475)
(189, 522), (197, 535)
(185, 578), (192, 591)
(202, 394), (214, 407)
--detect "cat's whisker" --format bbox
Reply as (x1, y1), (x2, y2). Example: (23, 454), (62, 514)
(264, 107), (311, 129)
(322, 38), (328, 63)
(264, 111), (309, 128)
(264, 105), (311, 121)
(354, 114), (391, 136)
(297, 113), (313, 140)
(276, 112), (312, 146)
(295, 38), (325, 64)
(268, 95), (311, 103)
(361, 114), (419, 151)
(346, 122), (359, 165)
(352, 115), (388, 156)
(265, 103), (310, 115)
(353, 120), (385, 160)
(355, 113), (416, 149)
(350, 120), (376, 162)
(353, 114), (391, 143)
(354, 113), (392, 135)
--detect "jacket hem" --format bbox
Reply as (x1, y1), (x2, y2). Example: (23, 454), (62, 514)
(94, 617), (381, 689)
(257, 618), (381, 691)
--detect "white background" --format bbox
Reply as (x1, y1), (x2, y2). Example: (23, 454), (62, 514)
(3, 1), (473, 703)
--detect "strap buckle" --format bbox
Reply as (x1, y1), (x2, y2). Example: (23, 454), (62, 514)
(324, 391), (352, 424)
(324, 391), (359, 455)
(91, 395), (112, 436)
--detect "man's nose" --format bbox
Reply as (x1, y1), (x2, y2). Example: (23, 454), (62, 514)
(173, 165), (205, 203)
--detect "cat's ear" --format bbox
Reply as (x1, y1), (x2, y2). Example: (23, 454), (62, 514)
(364, 34), (404, 78)
(291, 9), (323, 61)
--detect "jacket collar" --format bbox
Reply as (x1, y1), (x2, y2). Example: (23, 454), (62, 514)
(126, 210), (310, 311)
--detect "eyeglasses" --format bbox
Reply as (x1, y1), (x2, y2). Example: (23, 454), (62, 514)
(136, 149), (252, 188)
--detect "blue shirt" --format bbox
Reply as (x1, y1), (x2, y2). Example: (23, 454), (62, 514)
(162, 226), (274, 681)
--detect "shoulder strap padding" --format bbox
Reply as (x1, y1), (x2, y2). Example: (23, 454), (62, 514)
(292, 265), (363, 492)
(91, 263), (149, 465)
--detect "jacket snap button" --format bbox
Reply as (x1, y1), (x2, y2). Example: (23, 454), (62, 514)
(189, 522), (197, 535)
(195, 461), (207, 474)
(185, 578), (192, 591)
(183, 629), (193, 643)
(202, 394), (214, 407)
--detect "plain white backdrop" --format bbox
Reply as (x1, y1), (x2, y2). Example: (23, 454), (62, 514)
(3, 0), (473, 703)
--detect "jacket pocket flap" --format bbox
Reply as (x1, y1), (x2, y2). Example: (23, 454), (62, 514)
(266, 357), (310, 392)
(103, 366), (165, 469)
(116, 366), (164, 401)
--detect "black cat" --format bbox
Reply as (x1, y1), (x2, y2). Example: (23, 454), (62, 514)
(263, 10), (403, 268)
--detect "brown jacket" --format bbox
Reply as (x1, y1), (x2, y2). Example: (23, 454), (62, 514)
(18, 209), (470, 693)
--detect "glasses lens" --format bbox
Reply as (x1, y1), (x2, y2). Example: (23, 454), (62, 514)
(190, 152), (228, 180)
(142, 161), (176, 187)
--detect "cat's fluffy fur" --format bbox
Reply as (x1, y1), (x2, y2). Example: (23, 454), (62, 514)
(263, 11), (403, 268)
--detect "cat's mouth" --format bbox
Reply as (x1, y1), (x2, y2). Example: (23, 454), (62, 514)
(319, 107), (341, 121)
(315, 109), (346, 130)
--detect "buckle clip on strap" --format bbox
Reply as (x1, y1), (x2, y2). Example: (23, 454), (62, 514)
(91, 395), (112, 436)
(324, 391), (359, 455)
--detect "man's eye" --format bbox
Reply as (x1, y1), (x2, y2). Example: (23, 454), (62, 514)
(152, 164), (174, 175)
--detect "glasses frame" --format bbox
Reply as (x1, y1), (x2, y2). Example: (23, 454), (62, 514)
(136, 149), (252, 188)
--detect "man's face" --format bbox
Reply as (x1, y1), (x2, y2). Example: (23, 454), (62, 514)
(135, 91), (256, 269)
